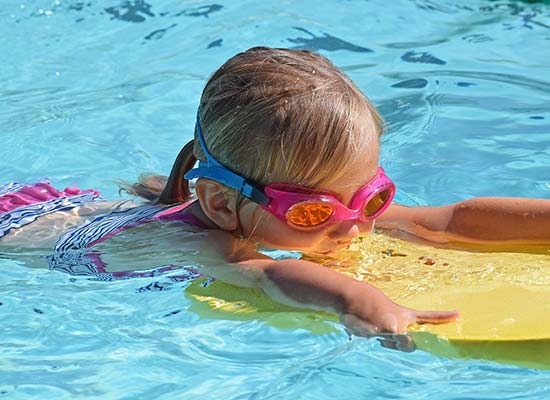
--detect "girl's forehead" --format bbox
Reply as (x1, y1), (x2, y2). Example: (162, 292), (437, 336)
(319, 145), (380, 201)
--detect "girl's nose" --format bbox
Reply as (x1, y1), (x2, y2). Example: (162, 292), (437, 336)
(328, 221), (361, 242)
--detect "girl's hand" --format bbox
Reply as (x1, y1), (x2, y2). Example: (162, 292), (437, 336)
(340, 282), (459, 336)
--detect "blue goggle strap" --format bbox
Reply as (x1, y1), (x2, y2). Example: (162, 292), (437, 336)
(184, 115), (270, 206)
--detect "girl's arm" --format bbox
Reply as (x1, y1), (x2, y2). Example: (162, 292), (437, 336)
(197, 230), (459, 335)
(376, 198), (550, 246)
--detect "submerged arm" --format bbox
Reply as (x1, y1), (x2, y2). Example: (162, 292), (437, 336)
(198, 230), (458, 335)
(376, 198), (550, 246)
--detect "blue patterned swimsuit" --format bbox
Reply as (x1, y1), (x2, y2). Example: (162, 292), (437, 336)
(0, 181), (206, 281)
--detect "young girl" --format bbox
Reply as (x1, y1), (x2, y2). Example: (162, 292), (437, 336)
(2, 47), (549, 336)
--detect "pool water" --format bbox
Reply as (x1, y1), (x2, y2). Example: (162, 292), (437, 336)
(2, 0), (550, 398)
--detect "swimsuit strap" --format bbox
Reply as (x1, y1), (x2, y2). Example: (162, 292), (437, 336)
(153, 200), (209, 229)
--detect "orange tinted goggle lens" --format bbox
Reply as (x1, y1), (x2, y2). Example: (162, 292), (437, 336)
(286, 202), (334, 228)
(363, 188), (392, 218)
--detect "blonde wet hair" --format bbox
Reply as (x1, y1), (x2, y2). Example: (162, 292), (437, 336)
(128, 46), (384, 204)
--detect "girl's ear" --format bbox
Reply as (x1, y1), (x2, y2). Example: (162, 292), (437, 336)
(194, 179), (239, 231)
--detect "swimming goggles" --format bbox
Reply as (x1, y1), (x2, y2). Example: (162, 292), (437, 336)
(184, 115), (396, 230)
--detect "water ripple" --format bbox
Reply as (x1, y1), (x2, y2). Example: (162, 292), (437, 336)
(2, 0), (550, 398)
(383, 69), (550, 94)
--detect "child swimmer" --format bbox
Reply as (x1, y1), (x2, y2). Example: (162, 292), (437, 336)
(2, 47), (549, 335)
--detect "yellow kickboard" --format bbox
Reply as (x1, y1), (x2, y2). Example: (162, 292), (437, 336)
(405, 285), (549, 340)
(404, 285), (550, 370)
(185, 232), (550, 369)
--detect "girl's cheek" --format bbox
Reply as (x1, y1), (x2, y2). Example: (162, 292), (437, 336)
(239, 203), (264, 236)
(241, 205), (324, 250)
(243, 207), (285, 244)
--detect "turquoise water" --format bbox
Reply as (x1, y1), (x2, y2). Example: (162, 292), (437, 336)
(2, 0), (550, 398)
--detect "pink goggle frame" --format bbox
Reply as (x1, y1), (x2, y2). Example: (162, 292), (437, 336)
(262, 167), (396, 230)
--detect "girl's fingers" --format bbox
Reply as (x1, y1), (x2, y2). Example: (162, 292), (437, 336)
(339, 313), (380, 336)
(414, 309), (460, 325)
(378, 334), (416, 352)
(341, 308), (460, 337)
